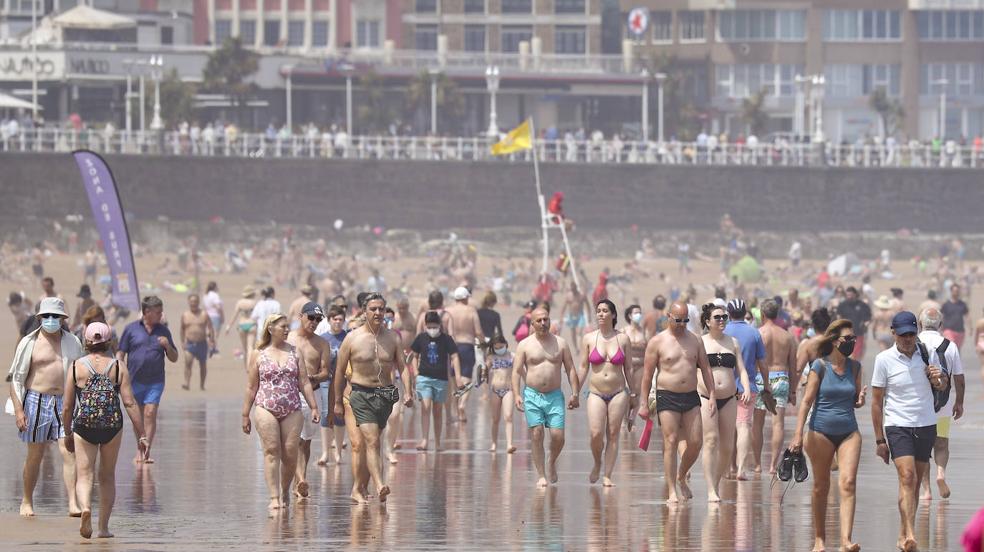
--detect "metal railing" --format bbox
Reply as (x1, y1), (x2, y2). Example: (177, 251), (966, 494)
(1, 128), (982, 169)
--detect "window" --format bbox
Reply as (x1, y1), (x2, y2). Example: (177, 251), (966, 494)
(264, 21), (280, 46)
(356, 19), (381, 48)
(464, 25), (486, 52)
(680, 11), (705, 42)
(464, 0), (485, 13)
(240, 20), (257, 44)
(718, 10), (805, 41)
(311, 21), (329, 47)
(922, 63), (980, 96)
(160, 26), (173, 45)
(502, 0), (532, 14)
(555, 0), (584, 14)
(650, 11), (671, 43)
(415, 24), (438, 50)
(288, 21), (304, 46)
(415, 0), (437, 13)
(823, 10), (901, 41)
(918, 11), (984, 40)
(716, 64), (802, 98)
(215, 19), (232, 43)
(825, 64), (901, 97)
(555, 25), (585, 54)
(501, 25), (533, 52)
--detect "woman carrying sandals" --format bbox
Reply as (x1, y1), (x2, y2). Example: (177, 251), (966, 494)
(788, 319), (867, 552)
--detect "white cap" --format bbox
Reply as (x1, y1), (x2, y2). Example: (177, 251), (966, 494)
(452, 286), (471, 300)
(37, 297), (68, 318)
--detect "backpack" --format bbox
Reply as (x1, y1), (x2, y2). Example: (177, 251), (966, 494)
(73, 358), (123, 431)
(916, 339), (951, 413)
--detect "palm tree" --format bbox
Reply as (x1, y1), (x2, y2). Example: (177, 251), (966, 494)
(740, 88), (769, 136)
(201, 37), (259, 125)
(405, 71), (464, 134)
(869, 87), (905, 138)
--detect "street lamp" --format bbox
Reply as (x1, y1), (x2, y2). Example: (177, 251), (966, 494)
(810, 74), (825, 143)
(338, 62), (354, 136)
(149, 55), (164, 131)
(429, 68), (440, 135)
(485, 65), (500, 137)
(932, 78), (949, 139)
(654, 72), (667, 143)
(640, 69), (649, 142)
(794, 74), (810, 139)
(284, 64), (294, 132)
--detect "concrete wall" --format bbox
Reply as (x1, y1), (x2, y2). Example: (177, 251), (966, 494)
(3, 152), (981, 234)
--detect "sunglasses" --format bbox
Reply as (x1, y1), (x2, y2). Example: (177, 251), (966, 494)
(673, 318), (690, 324)
(306, 315), (323, 322)
(712, 314), (729, 321)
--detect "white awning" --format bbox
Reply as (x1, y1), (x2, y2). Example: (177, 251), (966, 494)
(0, 92), (40, 110)
(51, 5), (136, 30)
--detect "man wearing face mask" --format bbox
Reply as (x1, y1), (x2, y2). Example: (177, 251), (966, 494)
(7, 297), (83, 517)
(410, 312), (462, 452)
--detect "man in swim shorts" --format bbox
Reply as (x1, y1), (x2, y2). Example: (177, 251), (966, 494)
(638, 302), (717, 503)
(333, 293), (413, 504)
(287, 301), (330, 500)
(558, 281), (589, 348)
(118, 296), (178, 464)
(511, 306), (580, 488)
(754, 299), (797, 474)
(180, 294), (214, 391)
(445, 286), (484, 422)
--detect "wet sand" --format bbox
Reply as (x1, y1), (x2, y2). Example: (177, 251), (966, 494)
(1, 251), (982, 549)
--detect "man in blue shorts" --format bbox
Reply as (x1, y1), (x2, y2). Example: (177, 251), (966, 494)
(117, 295), (178, 464)
(511, 307), (580, 488)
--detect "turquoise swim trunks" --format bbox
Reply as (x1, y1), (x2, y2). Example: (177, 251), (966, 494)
(523, 386), (565, 429)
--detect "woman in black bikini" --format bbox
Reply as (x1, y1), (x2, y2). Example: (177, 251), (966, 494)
(62, 322), (148, 539)
(579, 299), (634, 487)
(696, 303), (751, 502)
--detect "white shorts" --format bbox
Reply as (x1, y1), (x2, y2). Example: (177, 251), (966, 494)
(299, 392), (318, 441)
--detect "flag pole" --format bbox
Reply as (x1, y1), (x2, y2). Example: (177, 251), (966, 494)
(529, 117), (549, 280)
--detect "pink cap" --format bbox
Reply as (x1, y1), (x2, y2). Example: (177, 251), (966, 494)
(84, 322), (111, 344)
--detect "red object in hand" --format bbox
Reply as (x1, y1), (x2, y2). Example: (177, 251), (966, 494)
(638, 418), (654, 451)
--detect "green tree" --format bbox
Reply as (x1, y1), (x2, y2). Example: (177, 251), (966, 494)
(202, 37), (259, 125)
(355, 70), (394, 133)
(641, 53), (704, 141)
(405, 70), (465, 134)
(869, 87), (905, 137)
(144, 68), (197, 128)
(740, 88), (769, 136)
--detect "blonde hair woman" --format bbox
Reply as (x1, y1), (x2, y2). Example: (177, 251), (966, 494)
(242, 313), (319, 512)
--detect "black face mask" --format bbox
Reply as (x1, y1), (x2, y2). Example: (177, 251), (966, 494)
(837, 341), (855, 356)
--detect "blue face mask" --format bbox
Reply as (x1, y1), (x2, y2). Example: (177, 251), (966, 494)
(40, 317), (61, 334)
(806, 327), (816, 338)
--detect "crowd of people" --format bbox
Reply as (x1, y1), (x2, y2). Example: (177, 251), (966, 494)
(5, 229), (984, 551)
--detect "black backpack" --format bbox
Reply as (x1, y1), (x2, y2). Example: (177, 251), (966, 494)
(916, 339), (951, 413)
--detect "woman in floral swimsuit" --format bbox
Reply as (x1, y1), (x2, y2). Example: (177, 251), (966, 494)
(242, 313), (319, 512)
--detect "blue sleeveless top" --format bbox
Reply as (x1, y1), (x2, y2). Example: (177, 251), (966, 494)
(808, 358), (859, 435)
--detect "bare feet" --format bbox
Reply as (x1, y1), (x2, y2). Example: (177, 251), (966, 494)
(812, 538), (826, 552)
(507, 445), (517, 454)
(901, 538), (918, 552)
(753, 465), (762, 474)
(920, 488), (933, 501)
(144, 457), (155, 464)
(666, 492), (679, 504)
(334, 453), (342, 463)
(602, 477), (615, 487)
(536, 477), (549, 488)
(349, 492), (369, 505)
(181, 384), (190, 390)
(96, 530), (114, 538)
(489, 443), (497, 452)
(378, 485), (391, 503)
(840, 542), (860, 552)
(548, 462), (559, 484)
(589, 463), (601, 484)
(736, 472), (750, 481)
(19, 502), (34, 517)
(393, 443), (402, 450)
(69, 510), (82, 518)
(416, 440), (428, 452)
(678, 479), (693, 500)
(708, 493), (721, 503)
(317, 454), (329, 466)
(295, 481), (309, 498)
(387, 453), (399, 464)
(937, 477), (951, 499)
(80, 510), (92, 539)
(268, 499), (281, 511)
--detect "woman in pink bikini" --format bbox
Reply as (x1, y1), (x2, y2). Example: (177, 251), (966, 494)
(579, 299), (634, 486)
(242, 313), (319, 512)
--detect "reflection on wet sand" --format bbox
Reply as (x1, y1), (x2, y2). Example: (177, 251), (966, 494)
(0, 396), (980, 551)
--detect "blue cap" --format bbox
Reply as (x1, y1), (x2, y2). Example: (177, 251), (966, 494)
(891, 311), (918, 335)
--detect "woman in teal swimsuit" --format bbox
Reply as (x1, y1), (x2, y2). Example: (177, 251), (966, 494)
(580, 299), (633, 487)
(226, 286), (258, 371)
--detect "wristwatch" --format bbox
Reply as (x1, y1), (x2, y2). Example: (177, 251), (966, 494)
(875, 438), (886, 445)
(629, 393), (638, 398)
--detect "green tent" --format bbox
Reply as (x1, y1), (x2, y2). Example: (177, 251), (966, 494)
(729, 255), (763, 283)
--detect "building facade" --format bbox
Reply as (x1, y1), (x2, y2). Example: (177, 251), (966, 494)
(622, 0), (984, 141)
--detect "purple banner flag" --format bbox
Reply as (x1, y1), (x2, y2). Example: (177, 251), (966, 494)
(72, 150), (140, 312)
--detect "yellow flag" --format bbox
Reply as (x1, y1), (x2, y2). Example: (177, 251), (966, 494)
(490, 120), (533, 156)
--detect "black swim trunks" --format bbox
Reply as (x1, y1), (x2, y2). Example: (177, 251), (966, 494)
(655, 390), (701, 414)
(348, 384), (399, 430)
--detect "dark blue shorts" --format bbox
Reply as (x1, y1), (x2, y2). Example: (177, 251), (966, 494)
(131, 380), (165, 405)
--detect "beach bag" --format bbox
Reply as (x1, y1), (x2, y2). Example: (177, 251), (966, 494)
(73, 358), (123, 432)
(917, 339), (951, 413)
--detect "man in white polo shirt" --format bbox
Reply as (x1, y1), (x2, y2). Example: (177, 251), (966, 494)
(916, 307), (965, 501)
(871, 311), (950, 552)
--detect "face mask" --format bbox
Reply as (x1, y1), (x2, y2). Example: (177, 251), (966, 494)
(384, 318), (393, 328)
(837, 341), (855, 356)
(631, 312), (643, 324)
(494, 346), (508, 355)
(426, 328), (440, 338)
(40, 317), (61, 334)
(806, 328), (816, 338)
